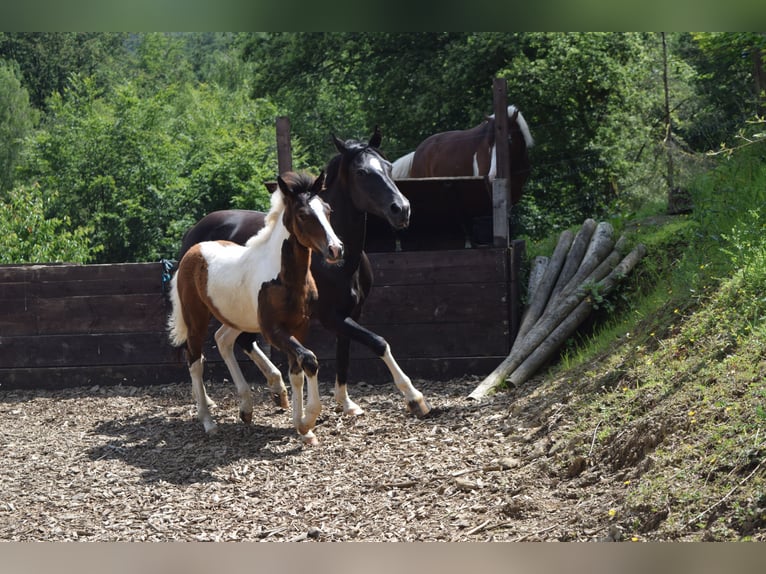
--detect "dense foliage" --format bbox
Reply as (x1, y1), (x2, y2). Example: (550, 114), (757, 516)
(0, 32), (763, 263)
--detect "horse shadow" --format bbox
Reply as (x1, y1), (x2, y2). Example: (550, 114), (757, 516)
(86, 408), (301, 485)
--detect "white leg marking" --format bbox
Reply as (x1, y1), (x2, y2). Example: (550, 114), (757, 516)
(190, 357), (217, 434)
(304, 372), (322, 430)
(191, 363), (217, 409)
(245, 343), (289, 408)
(214, 325), (253, 422)
(289, 369), (317, 444)
(334, 377), (365, 416)
(381, 344), (427, 411)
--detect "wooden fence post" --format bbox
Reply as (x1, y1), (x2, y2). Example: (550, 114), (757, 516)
(509, 239), (526, 345)
(276, 116), (292, 174)
(492, 78), (510, 248)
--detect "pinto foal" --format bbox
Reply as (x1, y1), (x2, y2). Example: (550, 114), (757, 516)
(167, 171), (343, 445)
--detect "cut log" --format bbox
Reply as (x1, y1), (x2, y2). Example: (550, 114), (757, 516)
(555, 221), (614, 302)
(527, 256), (549, 303)
(506, 244), (647, 388)
(548, 218), (597, 303)
(468, 242), (646, 400)
(516, 229), (573, 341)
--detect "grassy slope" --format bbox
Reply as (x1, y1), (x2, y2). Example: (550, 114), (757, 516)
(522, 154), (766, 540)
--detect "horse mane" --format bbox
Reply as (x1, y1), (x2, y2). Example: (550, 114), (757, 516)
(488, 104), (534, 148)
(245, 188), (284, 248)
(245, 171), (319, 248)
(324, 139), (370, 189)
(325, 153), (342, 189)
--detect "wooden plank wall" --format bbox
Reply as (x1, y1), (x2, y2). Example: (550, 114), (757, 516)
(0, 248), (512, 390)
(0, 263), (187, 389)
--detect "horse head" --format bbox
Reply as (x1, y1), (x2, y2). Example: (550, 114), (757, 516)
(329, 129), (410, 230)
(278, 171), (344, 264)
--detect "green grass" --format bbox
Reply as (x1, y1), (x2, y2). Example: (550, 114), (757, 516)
(528, 144), (766, 540)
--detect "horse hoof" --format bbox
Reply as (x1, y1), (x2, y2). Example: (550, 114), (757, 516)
(240, 410), (253, 425)
(273, 391), (289, 409)
(300, 431), (319, 446)
(345, 404), (365, 417)
(405, 396), (432, 418)
(204, 421), (219, 435)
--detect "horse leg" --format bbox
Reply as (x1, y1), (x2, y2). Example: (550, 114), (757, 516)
(331, 315), (431, 417)
(333, 333), (365, 416)
(275, 333), (321, 445)
(303, 370), (322, 440)
(214, 324), (254, 424)
(243, 340), (289, 409)
(183, 314), (218, 433)
(191, 373), (217, 409)
(190, 355), (217, 434)
(287, 356), (319, 446)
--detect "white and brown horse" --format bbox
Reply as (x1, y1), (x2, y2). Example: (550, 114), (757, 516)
(392, 104), (534, 204)
(177, 129), (432, 421)
(167, 171), (343, 445)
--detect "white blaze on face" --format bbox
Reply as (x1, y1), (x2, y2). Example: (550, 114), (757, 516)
(368, 156), (385, 175)
(309, 196), (342, 253)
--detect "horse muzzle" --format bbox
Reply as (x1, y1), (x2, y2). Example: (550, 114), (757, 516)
(324, 242), (344, 265)
(388, 200), (411, 230)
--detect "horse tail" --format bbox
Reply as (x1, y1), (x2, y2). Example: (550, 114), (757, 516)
(166, 273), (188, 348)
(391, 151), (414, 179)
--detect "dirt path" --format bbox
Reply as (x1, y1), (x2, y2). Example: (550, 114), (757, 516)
(1, 376), (630, 542)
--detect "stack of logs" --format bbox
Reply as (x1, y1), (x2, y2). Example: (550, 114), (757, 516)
(469, 218), (647, 400)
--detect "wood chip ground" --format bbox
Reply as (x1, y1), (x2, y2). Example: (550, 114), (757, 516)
(1, 376), (636, 541)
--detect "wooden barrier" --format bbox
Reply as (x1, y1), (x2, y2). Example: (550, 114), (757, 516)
(0, 244), (517, 390)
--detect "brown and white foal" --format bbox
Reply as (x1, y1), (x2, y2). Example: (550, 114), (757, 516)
(167, 171), (343, 445)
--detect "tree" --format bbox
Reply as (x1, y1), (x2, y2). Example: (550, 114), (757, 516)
(0, 32), (127, 110)
(499, 33), (666, 232)
(20, 72), (281, 263)
(677, 33), (766, 150)
(0, 60), (37, 191)
(0, 184), (92, 264)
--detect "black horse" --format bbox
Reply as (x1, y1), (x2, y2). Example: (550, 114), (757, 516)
(177, 129), (432, 418)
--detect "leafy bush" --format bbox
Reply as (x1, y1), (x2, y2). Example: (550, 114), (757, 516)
(0, 184), (92, 264)
(20, 76), (281, 263)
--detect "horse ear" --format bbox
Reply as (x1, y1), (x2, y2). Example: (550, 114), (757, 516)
(277, 175), (296, 200)
(311, 170), (326, 194)
(332, 134), (346, 153)
(369, 125), (382, 148)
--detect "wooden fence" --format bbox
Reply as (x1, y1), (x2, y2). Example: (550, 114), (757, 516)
(0, 244), (520, 390)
